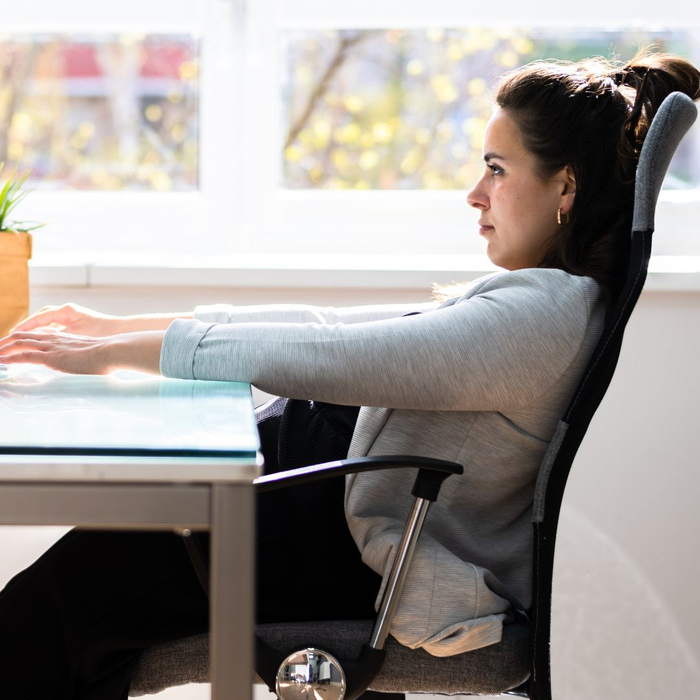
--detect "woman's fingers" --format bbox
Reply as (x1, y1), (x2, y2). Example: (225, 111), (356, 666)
(10, 303), (116, 337)
(0, 331), (110, 375)
(0, 333), (60, 367)
(0, 338), (47, 356)
(11, 305), (78, 333)
(0, 331), (46, 350)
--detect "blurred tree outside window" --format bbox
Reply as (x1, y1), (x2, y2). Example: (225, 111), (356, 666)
(281, 28), (700, 191)
(1, 27), (697, 196)
(0, 34), (199, 192)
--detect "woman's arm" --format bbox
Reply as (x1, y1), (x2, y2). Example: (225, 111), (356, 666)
(162, 270), (596, 412)
(0, 299), (436, 375)
(10, 299), (438, 336)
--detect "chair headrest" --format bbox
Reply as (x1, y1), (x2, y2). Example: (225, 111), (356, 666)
(633, 92), (698, 233)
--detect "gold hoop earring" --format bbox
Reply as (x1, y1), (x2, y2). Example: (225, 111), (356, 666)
(557, 208), (569, 225)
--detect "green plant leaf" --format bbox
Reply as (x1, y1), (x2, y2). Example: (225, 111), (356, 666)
(0, 165), (43, 232)
(0, 181), (13, 229)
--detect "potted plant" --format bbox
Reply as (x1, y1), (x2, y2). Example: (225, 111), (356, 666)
(0, 164), (42, 337)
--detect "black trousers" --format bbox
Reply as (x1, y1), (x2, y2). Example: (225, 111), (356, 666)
(0, 398), (381, 700)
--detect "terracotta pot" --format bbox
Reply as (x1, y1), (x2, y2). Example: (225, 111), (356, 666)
(0, 230), (33, 337)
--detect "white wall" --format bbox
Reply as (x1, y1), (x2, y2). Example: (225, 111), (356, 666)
(551, 290), (700, 699)
(1, 282), (698, 699)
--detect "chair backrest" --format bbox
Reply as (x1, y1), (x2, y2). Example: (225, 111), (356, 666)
(527, 92), (698, 700)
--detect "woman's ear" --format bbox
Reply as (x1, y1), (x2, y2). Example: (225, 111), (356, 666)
(558, 165), (576, 215)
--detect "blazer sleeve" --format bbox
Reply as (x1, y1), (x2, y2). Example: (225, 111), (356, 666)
(160, 269), (592, 413)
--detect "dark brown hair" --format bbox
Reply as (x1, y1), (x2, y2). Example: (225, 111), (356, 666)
(495, 51), (700, 296)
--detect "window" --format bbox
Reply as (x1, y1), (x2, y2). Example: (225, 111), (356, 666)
(281, 28), (700, 192)
(4, 0), (236, 257)
(2, 34), (199, 191)
(4, 0), (700, 262)
(249, 0), (700, 259)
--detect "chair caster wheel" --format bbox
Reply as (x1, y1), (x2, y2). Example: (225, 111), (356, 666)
(276, 648), (346, 700)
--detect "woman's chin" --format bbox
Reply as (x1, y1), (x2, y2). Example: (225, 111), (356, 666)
(485, 247), (506, 270)
(486, 255), (516, 272)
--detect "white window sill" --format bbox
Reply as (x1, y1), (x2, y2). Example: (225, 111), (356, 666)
(29, 253), (700, 292)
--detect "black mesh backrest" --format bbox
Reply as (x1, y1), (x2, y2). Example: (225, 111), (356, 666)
(527, 92), (698, 700)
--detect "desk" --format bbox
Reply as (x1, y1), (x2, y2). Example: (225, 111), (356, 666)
(0, 366), (261, 700)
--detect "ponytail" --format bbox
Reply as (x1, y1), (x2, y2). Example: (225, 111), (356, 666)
(615, 53), (700, 184)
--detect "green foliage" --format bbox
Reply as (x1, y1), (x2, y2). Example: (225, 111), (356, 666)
(0, 163), (43, 233)
(283, 28), (694, 191)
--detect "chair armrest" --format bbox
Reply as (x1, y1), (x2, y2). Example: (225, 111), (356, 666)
(254, 455), (464, 700)
(254, 455), (463, 501)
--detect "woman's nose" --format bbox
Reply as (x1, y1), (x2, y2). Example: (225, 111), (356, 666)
(466, 179), (488, 210)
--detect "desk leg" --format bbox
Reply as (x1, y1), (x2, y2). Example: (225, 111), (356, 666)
(210, 483), (255, 700)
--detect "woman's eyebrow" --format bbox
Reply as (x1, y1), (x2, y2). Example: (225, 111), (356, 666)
(483, 152), (506, 162)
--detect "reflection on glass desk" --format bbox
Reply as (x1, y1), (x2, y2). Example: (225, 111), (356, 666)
(0, 365), (261, 482)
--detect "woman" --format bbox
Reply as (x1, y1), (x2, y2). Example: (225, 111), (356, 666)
(0, 52), (698, 699)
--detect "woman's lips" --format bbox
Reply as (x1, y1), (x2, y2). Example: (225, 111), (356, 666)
(479, 225), (494, 236)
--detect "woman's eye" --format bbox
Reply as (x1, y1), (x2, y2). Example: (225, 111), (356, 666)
(487, 163), (504, 176)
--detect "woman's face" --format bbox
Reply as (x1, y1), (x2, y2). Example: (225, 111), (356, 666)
(467, 108), (575, 270)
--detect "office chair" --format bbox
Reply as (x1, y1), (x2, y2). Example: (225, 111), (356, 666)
(130, 91), (698, 700)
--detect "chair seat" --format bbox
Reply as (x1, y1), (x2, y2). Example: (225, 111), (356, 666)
(129, 618), (531, 697)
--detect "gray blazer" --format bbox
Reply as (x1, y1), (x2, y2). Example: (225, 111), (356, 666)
(161, 268), (605, 657)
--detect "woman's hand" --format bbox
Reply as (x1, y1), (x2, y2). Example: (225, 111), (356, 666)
(10, 303), (193, 336)
(0, 330), (166, 375)
(10, 303), (130, 337)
